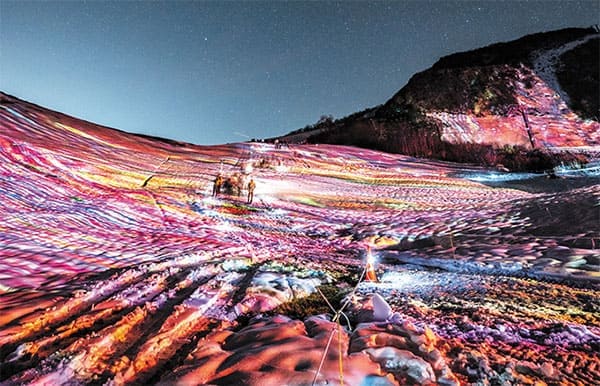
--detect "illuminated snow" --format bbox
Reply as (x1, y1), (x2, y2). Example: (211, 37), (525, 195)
(0, 93), (598, 385)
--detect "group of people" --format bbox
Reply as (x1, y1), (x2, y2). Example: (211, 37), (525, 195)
(273, 139), (290, 149)
(212, 174), (256, 204)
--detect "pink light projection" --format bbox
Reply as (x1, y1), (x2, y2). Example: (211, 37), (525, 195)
(0, 93), (598, 385)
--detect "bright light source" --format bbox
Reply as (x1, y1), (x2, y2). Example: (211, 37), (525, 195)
(367, 249), (375, 266)
(365, 247), (378, 282)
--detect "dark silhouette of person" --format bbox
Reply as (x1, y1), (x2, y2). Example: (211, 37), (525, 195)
(247, 178), (256, 204)
(213, 175), (223, 197)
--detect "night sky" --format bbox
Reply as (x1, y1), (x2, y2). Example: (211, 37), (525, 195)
(2, 1), (598, 145)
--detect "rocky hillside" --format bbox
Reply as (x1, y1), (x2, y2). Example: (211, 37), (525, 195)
(280, 27), (599, 170)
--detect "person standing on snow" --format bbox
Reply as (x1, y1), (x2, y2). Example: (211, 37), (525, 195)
(213, 175), (223, 197)
(247, 178), (256, 204)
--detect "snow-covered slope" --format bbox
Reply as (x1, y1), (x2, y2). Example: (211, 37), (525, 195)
(531, 33), (598, 105)
(429, 31), (600, 148)
(0, 93), (598, 385)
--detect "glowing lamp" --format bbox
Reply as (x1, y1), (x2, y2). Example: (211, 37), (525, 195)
(365, 247), (378, 282)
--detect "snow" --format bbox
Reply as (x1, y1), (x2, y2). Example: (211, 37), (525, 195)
(459, 171), (540, 182)
(372, 293), (393, 321)
(426, 32), (600, 150)
(0, 95), (598, 385)
(531, 34), (599, 105)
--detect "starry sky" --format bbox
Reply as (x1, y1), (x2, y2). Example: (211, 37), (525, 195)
(1, 1), (598, 145)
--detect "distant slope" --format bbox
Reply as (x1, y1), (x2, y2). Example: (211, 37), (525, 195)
(0, 92), (204, 156)
(279, 27), (600, 170)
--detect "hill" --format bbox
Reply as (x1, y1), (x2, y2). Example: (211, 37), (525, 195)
(0, 93), (598, 385)
(279, 27), (600, 170)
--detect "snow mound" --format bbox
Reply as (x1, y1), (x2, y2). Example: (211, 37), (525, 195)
(162, 313), (459, 386)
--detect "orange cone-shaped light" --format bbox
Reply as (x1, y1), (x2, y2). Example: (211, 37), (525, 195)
(365, 247), (378, 282)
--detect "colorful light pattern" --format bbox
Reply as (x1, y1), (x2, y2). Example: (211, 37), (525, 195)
(428, 37), (600, 149)
(0, 93), (598, 385)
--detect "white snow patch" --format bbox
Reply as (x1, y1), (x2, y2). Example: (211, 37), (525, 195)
(372, 293), (393, 321)
(531, 34), (599, 104)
